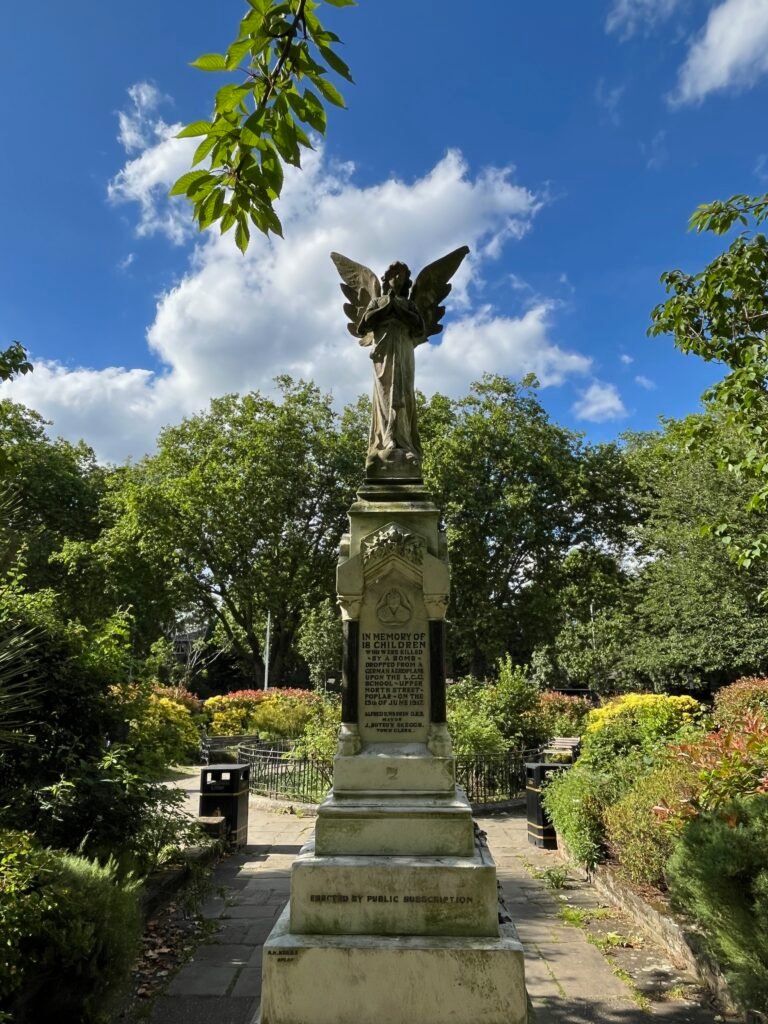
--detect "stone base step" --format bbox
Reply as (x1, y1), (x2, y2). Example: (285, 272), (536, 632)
(332, 742), (455, 795)
(315, 789), (475, 857)
(290, 835), (499, 936)
(259, 903), (527, 1024)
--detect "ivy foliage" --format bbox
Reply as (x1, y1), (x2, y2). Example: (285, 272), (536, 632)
(171, 0), (355, 251)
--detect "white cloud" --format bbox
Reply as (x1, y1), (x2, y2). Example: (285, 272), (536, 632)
(606, 0), (684, 40)
(572, 381), (627, 422)
(108, 82), (196, 244)
(2, 97), (596, 463)
(756, 154), (768, 182)
(642, 129), (668, 170)
(118, 252), (135, 272)
(671, 0), (768, 105)
(620, 353), (634, 365)
(635, 374), (657, 389)
(595, 79), (625, 125)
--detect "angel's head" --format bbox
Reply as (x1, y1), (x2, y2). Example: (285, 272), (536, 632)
(381, 261), (411, 297)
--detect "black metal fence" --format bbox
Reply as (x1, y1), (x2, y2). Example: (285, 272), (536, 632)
(455, 750), (538, 806)
(239, 744), (333, 804)
(238, 743), (536, 808)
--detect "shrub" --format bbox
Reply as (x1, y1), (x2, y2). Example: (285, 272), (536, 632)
(205, 687), (317, 739)
(447, 699), (509, 754)
(446, 659), (543, 752)
(138, 694), (200, 766)
(493, 655), (542, 747)
(289, 694), (341, 761)
(537, 691), (592, 740)
(672, 713), (768, 810)
(0, 831), (141, 1023)
(542, 750), (659, 868)
(666, 795), (768, 1012)
(152, 684), (204, 716)
(603, 760), (699, 887)
(714, 677), (768, 730)
(580, 693), (702, 770)
(541, 763), (617, 867)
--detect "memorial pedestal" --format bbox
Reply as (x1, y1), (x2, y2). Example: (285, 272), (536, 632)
(257, 482), (528, 1024)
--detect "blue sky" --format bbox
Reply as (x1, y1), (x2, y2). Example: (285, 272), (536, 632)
(2, 0), (768, 462)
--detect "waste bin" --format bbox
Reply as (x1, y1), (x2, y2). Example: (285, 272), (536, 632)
(199, 763), (250, 846)
(525, 762), (566, 850)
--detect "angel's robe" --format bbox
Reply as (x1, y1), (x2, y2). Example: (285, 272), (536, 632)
(360, 293), (425, 470)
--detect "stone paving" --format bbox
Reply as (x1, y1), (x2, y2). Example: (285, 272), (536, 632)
(149, 781), (722, 1024)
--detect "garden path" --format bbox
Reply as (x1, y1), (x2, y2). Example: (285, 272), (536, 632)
(144, 776), (721, 1024)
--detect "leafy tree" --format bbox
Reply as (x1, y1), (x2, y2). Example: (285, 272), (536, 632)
(171, 0), (355, 251)
(650, 191), (768, 581)
(0, 401), (106, 598)
(296, 597), (342, 688)
(422, 375), (635, 675)
(101, 378), (361, 685)
(542, 418), (768, 694)
(619, 418), (768, 691)
(0, 342), (32, 383)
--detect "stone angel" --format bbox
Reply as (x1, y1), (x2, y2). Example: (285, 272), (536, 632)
(330, 246), (470, 479)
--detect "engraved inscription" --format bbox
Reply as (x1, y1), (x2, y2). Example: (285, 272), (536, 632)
(309, 893), (474, 904)
(360, 630), (428, 737)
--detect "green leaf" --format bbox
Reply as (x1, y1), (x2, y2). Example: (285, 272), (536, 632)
(192, 134), (218, 167)
(176, 121), (213, 139)
(190, 53), (228, 71)
(215, 83), (251, 114)
(301, 89), (327, 132)
(187, 173), (217, 200)
(169, 170), (212, 197)
(220, 204), (237, 234)
(261, 146), (284, 195)
(323, 0), (356, 7)
(235, 217), (250, 253)
(318, 44), (353, 83)
(226, 38), (253, 69)
(313, 75), (345, 108)
(198, 188), (226, 230)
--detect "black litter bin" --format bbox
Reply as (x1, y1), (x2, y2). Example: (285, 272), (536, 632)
(199, 763), (250, 846)
(525, 762), (566, 850)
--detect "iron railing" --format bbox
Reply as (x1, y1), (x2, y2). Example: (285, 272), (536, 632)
(238, 743), (536, 807)
(239, 744), (333, 804)
(455, 750), (538, 806)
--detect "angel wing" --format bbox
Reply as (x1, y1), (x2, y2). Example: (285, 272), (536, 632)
(330, 252), (381, 344)
(409, 245), (470, 343)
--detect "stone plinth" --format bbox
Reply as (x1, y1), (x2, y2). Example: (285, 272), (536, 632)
(314, 790), (475, 857)
(290, 835), (499, 936)
(332, 742), (455, 794)
(260, 905), (527, 1024)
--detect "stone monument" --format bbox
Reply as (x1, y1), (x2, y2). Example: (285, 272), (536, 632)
(258, 248), (528, 1024)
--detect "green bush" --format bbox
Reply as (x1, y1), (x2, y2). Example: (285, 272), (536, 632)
(447, 697), (508, 754)
(205, 688), (317, 739)
(580, 693), (702, 770)
(537, 691), (592, 740)
(446, 659), (543, 753)
(603, 760), (699, 887)
(542, 751), (655, 868)
(666, 796), (768, 1012)
(289, 694), (340, 761)
(0, 831), (141, 1023)
(714, 677), (768, 730)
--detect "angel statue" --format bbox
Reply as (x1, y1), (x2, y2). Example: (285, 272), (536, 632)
(330, 246), (470, 480)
